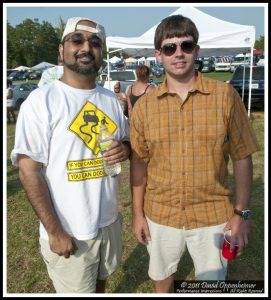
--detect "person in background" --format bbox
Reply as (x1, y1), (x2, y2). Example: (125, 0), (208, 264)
(114, 81), (128, 118)
(11, 17), (130, 293)
(7, 79), (16, 123)
(126, 64), (155, 118)
(38, 54), (64, 87)
(130, 14), (259, 293)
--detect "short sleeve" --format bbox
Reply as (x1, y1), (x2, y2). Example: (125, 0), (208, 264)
(10, 93), (51, 167)
(228, 88), (260, 161)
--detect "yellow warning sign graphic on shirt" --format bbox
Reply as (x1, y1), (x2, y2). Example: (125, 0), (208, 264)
(68, 101), (117, 155)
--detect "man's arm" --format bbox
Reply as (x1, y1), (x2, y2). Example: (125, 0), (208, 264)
(130, 156), (151, 245)
(18, 154), (77, 258)
(224, 155), (253, 251)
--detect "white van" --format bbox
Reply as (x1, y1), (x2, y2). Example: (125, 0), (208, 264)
(215, 57), (232, 72)
(230, 53), (251, 72)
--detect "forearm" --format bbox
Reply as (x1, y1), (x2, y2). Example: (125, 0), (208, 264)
(130, 157), (148, 217)
(130, 157), (151, 244)
(233, 155), (253, 210)
(18, 158), (63, 236)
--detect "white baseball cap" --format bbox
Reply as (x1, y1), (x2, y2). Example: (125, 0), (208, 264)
(61, 17), (106, 43)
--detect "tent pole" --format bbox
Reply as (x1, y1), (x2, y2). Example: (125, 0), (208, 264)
(247, 47), (254, 118)
(241, 53), (246, 102)
(106, 45), (111, 91)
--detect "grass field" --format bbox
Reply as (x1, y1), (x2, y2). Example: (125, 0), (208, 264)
(5, 72), (265, 294)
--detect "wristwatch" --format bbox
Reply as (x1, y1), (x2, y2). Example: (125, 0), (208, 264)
(234, 208), (252, 220)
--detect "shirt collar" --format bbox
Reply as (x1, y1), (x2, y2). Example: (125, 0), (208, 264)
(157, 71), (211, 98)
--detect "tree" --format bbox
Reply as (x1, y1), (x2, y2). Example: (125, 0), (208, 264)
(55, 17), (66, 42)
(7, 19), (59, 69)
(254, 35), (264, 50)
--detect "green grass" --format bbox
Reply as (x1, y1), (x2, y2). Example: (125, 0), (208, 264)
(5, 77), (264, 293)
(202, 71), (232, 82)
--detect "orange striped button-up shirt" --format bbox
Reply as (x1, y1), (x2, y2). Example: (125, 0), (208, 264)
(130, 72), (260, 230)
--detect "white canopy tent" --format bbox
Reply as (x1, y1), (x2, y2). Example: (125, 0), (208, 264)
(106, 6), (256, 116)
(13, 65), (30, 71)
(125, 57), (138, 66)
(109, 56), (122, 64)
(31, 61), (55, 71)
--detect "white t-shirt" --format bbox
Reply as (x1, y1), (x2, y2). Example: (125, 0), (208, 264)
(38, 66), (64, 87)
(11, 80), (130, 240)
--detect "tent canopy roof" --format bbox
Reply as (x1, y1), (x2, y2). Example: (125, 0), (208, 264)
(13, 65), (30, 71)
(125, 57), (137, 63)
(106, 6), (255, 57)
(31, 61), (55, 70)
(109, 56), (121, 63)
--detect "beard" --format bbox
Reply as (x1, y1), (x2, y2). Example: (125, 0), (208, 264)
(64, 52), (101, 75)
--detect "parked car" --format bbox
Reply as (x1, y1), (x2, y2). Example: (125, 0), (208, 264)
(229, 65), (264, 109)
(98, 69), (137, 93)
(195, 59), (204, 72)
(230, 55), (251, 72)
(7, 70), (14, 77)
(9, 82), (38, 110)
(215, 57), (232, 72)
(111, 61), (125, 70)
(7, 70), (26, 81)
(20, 71), (31, 80)
(152, 63), (164, 78)
(29, 70), (42, 80)
(201, 59), (215, 72)
(152, 66), (163, 78)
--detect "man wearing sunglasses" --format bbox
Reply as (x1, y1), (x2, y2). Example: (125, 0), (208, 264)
(130, 15), (259, 292)
(11, 17), (130, 293)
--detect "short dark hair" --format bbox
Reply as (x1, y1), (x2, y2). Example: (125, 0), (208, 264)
(154, 15), (199, 50)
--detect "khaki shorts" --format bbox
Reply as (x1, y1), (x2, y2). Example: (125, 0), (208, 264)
(39, 214), (122, 293)
(146, 217), (228, 281)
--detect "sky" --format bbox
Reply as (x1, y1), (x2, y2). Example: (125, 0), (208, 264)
(5, 3), (266, 39)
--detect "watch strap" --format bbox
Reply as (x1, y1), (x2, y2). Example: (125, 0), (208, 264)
(234, 208), (243, 217)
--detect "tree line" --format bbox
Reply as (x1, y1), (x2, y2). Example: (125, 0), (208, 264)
(6, 18), (265, 70)
(7, 18), (65, 69)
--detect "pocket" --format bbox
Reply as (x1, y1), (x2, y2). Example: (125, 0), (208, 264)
(39, 238), (61, 267)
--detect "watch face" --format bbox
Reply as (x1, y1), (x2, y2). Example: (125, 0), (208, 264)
(243, 210), (252, 219)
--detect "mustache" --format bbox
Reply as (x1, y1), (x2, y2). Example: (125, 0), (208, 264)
(75, 52), (95, 60)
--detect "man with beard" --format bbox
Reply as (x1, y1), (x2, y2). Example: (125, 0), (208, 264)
(11, 17), (130, 293)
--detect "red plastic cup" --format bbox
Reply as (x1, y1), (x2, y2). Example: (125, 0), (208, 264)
(222, 231), (239, 260)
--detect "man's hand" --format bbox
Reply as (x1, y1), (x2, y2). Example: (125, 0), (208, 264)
(48, 229), (78, 259)
(132, 214), (151, 245)
(103, 140), (130, 164)
(224, 214), (250, 253)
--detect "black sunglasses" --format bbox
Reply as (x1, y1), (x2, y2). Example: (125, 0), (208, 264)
(64, 33), (102, 48)
(160, 41), (197, 56)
